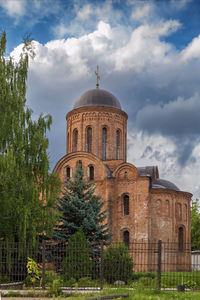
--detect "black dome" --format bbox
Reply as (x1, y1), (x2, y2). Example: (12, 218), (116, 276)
(73, 89), (122, 110)
(152, 179), (180, 191)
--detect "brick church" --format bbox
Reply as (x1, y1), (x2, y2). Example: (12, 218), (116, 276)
(54, 82), (192, 250)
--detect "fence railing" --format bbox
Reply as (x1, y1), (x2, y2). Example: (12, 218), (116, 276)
(0, 240), (199, 290)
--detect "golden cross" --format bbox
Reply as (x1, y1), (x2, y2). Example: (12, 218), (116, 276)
(95, 65), (100, 88)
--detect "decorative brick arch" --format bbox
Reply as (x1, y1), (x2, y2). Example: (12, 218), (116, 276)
(113, 163), (138, 180)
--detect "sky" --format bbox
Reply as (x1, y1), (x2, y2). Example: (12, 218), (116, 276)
(1, 0), (200, 198)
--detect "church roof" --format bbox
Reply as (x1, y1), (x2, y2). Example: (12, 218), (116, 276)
(137, 166), (180, 191)
(152, 179), (180, 191)
(73, 88), (122, 110)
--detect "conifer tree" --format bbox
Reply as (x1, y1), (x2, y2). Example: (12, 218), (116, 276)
(0, 33), (60, 251)
(54, 163), (112, 248)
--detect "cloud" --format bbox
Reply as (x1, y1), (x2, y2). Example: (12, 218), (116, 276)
(181, 34), (200, 61)
(0, 0), (26, 17)
(9, 14), (200, 197)
(128, 130), (200, 197)
(131, 3), (152, 21)
(136, 93), (200, 136)
(52, 1), (123, 38)
(111, 20), (181, 71)
(0, 0), (61, 27)
(170, 0), (189, 10)
(76, 4), (92, 21)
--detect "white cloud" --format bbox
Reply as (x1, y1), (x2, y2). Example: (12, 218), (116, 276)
(111, 20), (180, 71)
(9, 17), (200, 197)
(0, 0), (26, 17)
(76, 4), (92, 21)
(136, 93), (200, 135)
(128, 131), (200, 197)
(131, 3), (152, 21)
(181, 34), (200, 61)
(52, 1), (122, 38)
(170, 0), (189, 10)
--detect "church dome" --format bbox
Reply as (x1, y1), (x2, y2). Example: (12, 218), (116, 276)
(152, 179), (180, 191)
(73, 88), (122, 110)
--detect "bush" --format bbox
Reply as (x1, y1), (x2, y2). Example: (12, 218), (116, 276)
(103, 242), (133, 284)
(63, 229), (92, 281)
(184, 280), (197, 289)
(132, 272), (156, 281)
(0, 275), (11, 283)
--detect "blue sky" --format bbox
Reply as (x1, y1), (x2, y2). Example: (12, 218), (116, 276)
(1, 0), (200, 197)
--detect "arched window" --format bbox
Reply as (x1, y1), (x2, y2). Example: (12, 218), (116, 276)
(87, 127), (92, 153)
(123, 195), (129, 215)
(123, 230), (130, 248)
(116, 129), (121, 159)
(73, 129), (78, 152)
(66, 167), (70, 180)
(88, 165), (94, 180)
(178, 227), (184, 252)
(77, 160), (82, 169)
(67, 132), (69, 153)
(102, 127), (107, 160)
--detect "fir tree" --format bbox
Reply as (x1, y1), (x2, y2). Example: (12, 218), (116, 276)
(54, 163), (112, 248)
(0, 33), (60, 251)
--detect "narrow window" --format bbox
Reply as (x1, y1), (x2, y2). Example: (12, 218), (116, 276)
(67, 132), (69, 153)
(116, 129), (120, 159)
(89, 165), (94, 180)
(73, 129), (78, 152)
(178, 227), (184, 252)
(66, 167), (70, 180)
(76, 160), (82, 169)
(123, 230), (130, 248)
(102, 127), (107, 160)
(123, 195), (129, 215)
(87, 127), (92, 153)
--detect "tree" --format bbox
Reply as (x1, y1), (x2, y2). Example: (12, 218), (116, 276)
(54, 163), (112, 249)
(103, 242), (133, 284)
(63, 229), (92, 281)
(0, 32), (60, 251)
(191, 199), (200, 250)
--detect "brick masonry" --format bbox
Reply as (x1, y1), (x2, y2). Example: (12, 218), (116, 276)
(54, 91), (192, 267)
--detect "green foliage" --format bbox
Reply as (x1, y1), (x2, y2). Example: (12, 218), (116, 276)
(0, 32), (60, 257)
(104, 242), (134, 284)
(54, 163), (112, 249)
(63, 229), (92, 281)
(0, 275), (11, 283)
(47, 278), (63, 297)
(26, 257), (40, 286)
(132, 272), (156, 280)
(191, 199), (200, 250)
(77, 276), (98, 287)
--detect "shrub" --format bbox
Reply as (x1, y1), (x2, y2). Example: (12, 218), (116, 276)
(63, 229), (92, 281)
(132, 272), (156, 281)
(0, 275), (11, 283)
(184, 279), (197, 289)
(103, 242), (133, 284)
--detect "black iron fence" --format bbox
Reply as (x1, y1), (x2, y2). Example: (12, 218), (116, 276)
(0, 240), (199, 290)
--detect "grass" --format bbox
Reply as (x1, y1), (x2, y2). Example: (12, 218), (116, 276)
(2, 288), (200, 299)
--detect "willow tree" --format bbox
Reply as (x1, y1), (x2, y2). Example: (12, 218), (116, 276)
(0, 33), (60, 251)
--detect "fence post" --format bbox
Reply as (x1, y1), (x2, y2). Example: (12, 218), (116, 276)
(158, 240), (162, 290)
(42, 240), (46, 289)
(100, 241), (104, 290)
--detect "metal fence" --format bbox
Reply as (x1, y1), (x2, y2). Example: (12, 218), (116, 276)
(0, 240), (200, 290)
